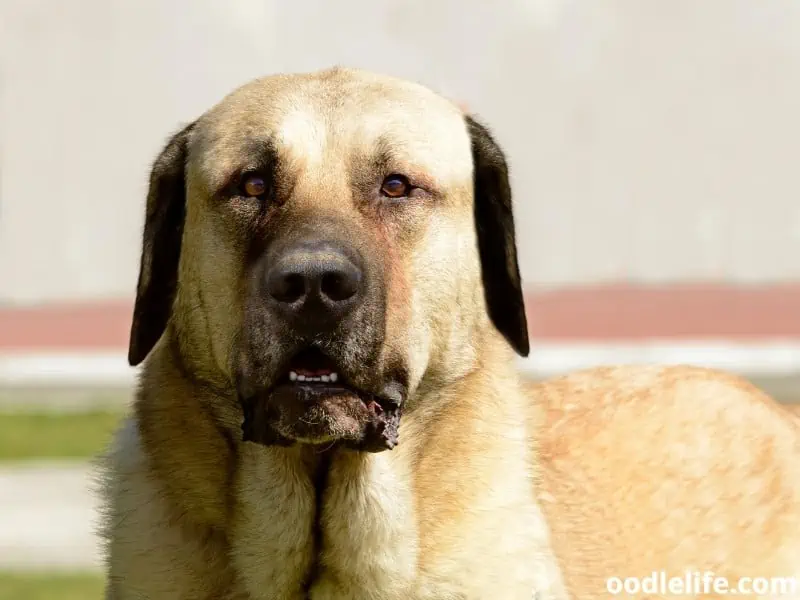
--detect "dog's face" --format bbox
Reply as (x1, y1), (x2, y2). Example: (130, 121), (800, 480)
(128, 68), (528, 451)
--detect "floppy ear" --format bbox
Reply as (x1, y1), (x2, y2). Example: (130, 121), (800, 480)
(128, 122), (195, 366)
(466, 115), (530, 357)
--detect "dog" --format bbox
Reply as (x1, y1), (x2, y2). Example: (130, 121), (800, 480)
(101, 67), (800, 599)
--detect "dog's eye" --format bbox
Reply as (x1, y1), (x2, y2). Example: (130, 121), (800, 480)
(241, 173), (268, 198)
(380, 175), (412, 198)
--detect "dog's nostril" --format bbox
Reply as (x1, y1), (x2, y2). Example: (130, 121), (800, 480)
(321, 269), (360, 303)
(268, 271), (306, 304)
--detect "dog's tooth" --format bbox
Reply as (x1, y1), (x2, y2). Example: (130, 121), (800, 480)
(289, 371), (298, 381)
(330, 372), (338, 382)
(297, 375), (306, 382)
(321, 375), (330, 383)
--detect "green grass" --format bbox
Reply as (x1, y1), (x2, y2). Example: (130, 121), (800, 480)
(0, 410), (124, 461)
(0, 572), (103, 600)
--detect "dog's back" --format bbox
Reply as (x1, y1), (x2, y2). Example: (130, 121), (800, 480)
(532, 365), (800, 598)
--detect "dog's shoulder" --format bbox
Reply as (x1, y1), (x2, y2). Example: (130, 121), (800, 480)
(528, 365), (800, 597)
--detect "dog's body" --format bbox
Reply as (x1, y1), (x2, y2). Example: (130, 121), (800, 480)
(102, 68), (800, 599)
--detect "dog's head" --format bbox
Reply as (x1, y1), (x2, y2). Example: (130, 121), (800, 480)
(128, 68), (528, 452)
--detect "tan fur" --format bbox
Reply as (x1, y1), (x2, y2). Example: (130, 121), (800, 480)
(535, 366), (800, 599)
(101, 68), (800, 599)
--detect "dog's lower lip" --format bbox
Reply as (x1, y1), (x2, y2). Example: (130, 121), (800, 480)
(281, 382), (347, 391)
(272, 380), (385, 409)
(275, 380), (360, 399)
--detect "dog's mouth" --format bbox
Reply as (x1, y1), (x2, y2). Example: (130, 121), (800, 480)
(283, 347), (343, 385)
(279, 349), (377, 414)
(240, 347), (402, 452)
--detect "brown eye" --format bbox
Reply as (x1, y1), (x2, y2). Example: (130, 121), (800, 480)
(380, 174), (411, 198)
(242, 174), (267, 198)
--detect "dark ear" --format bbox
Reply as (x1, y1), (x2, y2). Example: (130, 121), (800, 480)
(466, 115), (530, 357)
(128, 122), (195, 366)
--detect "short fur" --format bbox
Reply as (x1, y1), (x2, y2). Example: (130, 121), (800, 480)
(101, 68), (800, 600)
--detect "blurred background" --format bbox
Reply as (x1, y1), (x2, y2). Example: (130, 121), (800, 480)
(1, 0), (800, 597)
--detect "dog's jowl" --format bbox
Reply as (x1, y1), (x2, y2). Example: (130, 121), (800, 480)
(101, 68), (800, 600)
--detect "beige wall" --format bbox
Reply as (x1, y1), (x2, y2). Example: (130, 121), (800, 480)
(1, 0), (799, 304)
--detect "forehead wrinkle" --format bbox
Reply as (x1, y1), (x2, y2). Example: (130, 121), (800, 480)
(343, 112), (472, 189)
(195, 122), (273, 192)
(358, 138), (435, 193)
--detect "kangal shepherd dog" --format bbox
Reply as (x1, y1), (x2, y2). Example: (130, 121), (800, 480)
(101, 67), (800, 600)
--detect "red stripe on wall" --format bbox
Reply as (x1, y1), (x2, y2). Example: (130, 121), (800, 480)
(1, 283), (800, 350)
(0, 300), (132, 351)
(525, 283), (800, 341)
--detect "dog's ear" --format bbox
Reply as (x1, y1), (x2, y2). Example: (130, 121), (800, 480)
(128, 122), (195, 367)
(466, 115), (530, 357)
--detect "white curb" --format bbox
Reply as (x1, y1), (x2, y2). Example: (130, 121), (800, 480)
(0, 353), (138, 387)
(2, 342), (800, 387)
(518, 340), (800, 378)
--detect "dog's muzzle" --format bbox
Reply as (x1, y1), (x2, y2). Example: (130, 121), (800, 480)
(237, 234), (405, 451)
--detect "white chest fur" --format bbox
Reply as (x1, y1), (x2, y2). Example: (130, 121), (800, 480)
(232, 440), (567, 600)
(309, 450), (419, 599)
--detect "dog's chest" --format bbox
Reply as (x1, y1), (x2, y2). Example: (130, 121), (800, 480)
(232, 446), (418, 599)
(231, 446), (566, 600)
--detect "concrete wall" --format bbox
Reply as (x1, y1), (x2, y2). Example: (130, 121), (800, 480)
(1, 0), (799, 304)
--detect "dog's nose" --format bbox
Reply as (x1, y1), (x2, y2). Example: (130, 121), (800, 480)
(265, 242), (362, 326)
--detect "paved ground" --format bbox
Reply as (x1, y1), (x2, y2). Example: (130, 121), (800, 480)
(0, 462), (102, 571)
